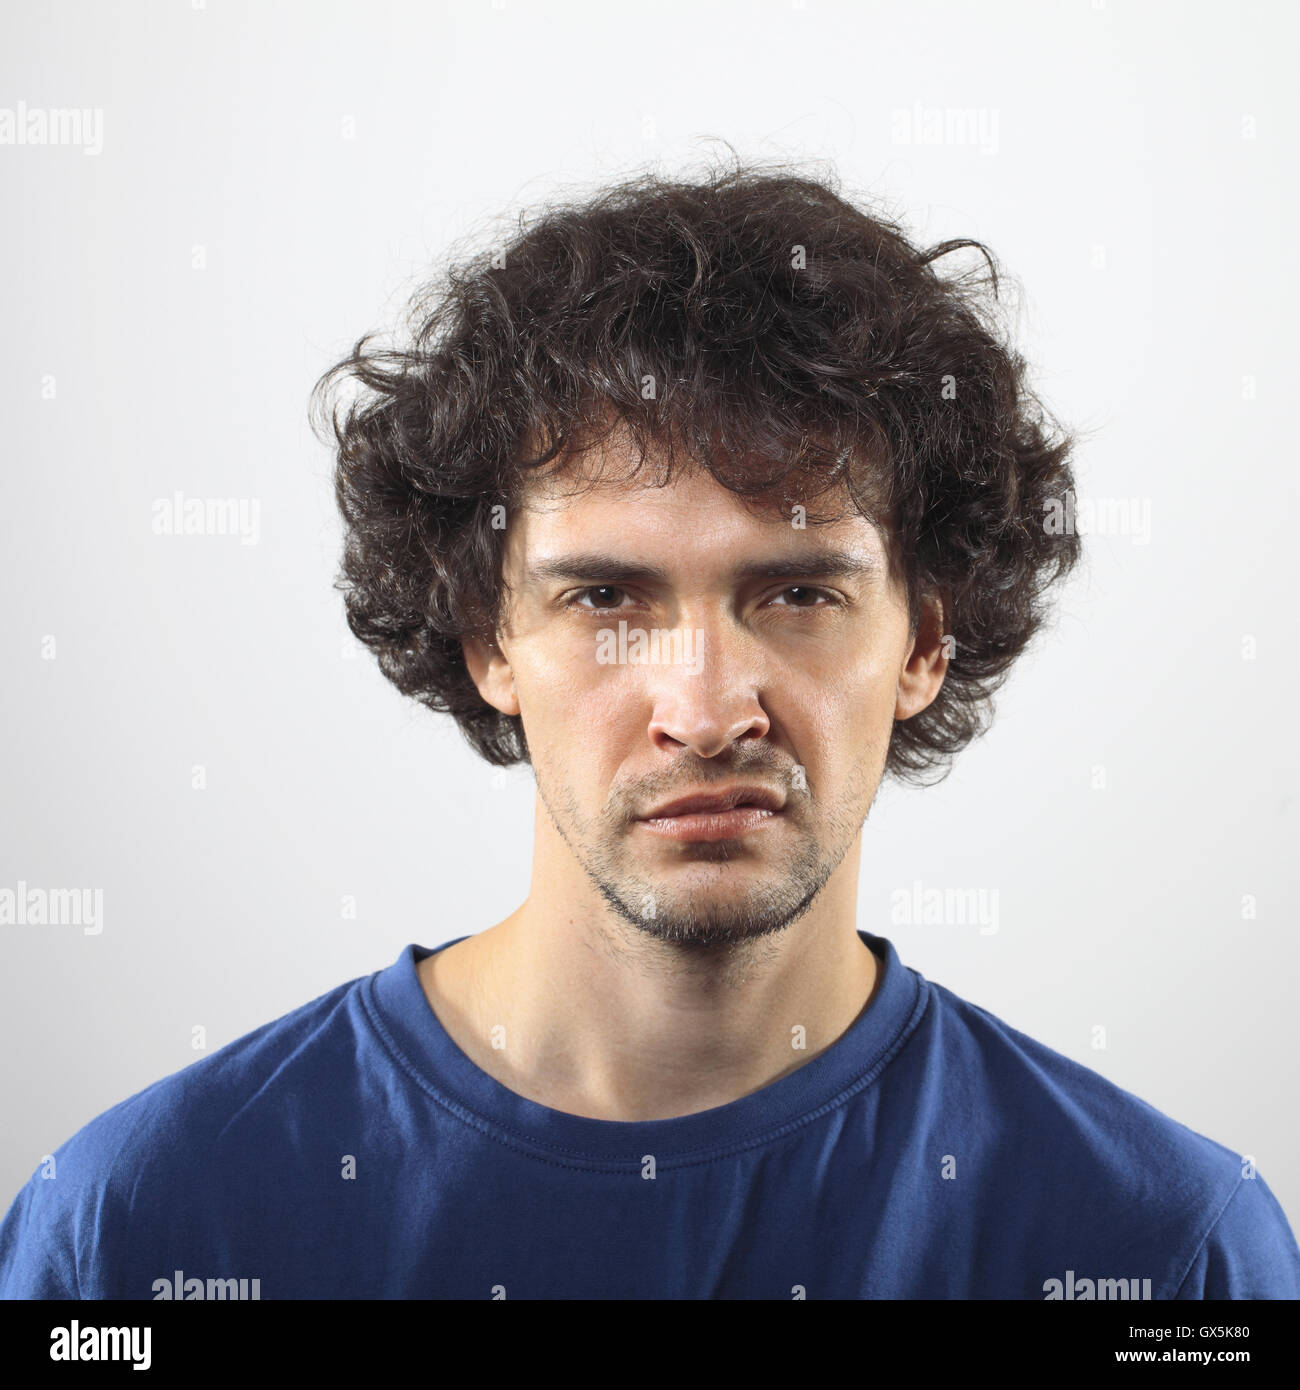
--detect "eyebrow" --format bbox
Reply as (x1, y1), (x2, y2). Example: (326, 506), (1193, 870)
(525, 549), (882, 586)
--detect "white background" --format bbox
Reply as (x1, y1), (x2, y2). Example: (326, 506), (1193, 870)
(2, 0), (1297, 1229)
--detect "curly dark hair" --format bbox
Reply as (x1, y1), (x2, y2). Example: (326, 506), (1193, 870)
(311, 154), (1081, 785)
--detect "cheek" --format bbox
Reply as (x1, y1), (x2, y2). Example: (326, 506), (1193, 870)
(780, 637), (904, 774)
(509, 638), (639, 746)
(786, 664), (895, 759)
(795, 622), (904, 707)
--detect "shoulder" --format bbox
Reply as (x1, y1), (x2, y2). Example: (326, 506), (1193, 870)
(1173, 1169), (1300, 1298)
(0, 965), (375, 1298)
(918, 975), (1241, 1173)
(908, 975), (1300, 1296)
(77, 967), (367, 1155)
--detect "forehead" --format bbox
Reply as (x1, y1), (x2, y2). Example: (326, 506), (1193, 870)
(507, 458), (888, 577)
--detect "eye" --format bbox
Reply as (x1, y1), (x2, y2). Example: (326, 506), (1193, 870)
(570, 585), (630, 611)
(768, 585), (836, 608)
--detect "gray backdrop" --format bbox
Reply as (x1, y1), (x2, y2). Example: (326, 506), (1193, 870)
(3, 0), (1297, 1232)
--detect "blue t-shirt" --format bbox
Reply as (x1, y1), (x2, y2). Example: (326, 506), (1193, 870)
(2, 931), (1297, 1300)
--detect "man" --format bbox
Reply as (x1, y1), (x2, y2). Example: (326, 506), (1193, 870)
(3, 162), (1297, 1300)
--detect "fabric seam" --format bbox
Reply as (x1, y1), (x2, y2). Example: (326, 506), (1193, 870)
(1170, 1175), (1246, 1300)
(358, 969), (931, 1173)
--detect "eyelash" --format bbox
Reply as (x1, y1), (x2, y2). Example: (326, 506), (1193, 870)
(567, 585), (840, 612)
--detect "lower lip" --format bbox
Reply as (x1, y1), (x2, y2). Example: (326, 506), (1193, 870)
(635, 807), (782, 842)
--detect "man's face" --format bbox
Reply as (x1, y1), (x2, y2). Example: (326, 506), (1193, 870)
(468, 452), (940, 950)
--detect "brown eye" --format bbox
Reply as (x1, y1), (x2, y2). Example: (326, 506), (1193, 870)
(576, 586), (626, 609)
(775, 586), (828, 607)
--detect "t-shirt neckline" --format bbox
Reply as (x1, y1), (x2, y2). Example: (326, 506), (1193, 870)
(361, 928), (926, 1170)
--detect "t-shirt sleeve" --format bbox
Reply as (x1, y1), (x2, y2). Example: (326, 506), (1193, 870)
(1174, 1174), (1300, 1300)
(0, 1173), (81, 1300)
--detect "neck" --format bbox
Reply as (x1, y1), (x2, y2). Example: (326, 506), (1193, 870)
(417, 807), (878, 1122)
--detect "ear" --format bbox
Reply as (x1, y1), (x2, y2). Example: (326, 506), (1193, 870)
(895, 589), (950, 721)
(462, 632), (520, 717)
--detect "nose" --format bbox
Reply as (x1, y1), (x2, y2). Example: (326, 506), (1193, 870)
(644, 619), (771, 758)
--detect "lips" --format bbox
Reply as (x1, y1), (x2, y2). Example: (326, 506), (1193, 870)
(638, 785), (785, 821)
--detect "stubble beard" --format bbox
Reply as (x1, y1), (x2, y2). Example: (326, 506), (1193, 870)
(534, 760), (878, 953)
